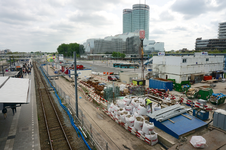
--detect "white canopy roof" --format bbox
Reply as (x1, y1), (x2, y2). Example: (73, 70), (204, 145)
(0, 77), (31, 103)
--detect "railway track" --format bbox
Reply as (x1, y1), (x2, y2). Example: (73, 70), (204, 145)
(34, 62), (73, 150)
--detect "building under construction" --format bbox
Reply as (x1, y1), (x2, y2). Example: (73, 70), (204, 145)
(196, 21), (226, 51)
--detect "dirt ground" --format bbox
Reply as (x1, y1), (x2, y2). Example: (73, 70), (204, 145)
(44, 65), (163, 150)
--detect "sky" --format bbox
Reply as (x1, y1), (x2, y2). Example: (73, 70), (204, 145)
(0, 0), (226, 52)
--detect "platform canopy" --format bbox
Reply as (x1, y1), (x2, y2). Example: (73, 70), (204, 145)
(0, 77), (31, 103)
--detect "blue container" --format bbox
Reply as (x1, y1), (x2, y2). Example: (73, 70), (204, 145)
(148, 69), (152, 71)
(149, 78), (173, 91)
(193, 109), (209, 121)
(54, 71), (58, 74)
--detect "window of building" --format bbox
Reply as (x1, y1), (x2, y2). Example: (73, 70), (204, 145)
(206, 58), (209, 61)
(182, 59), (187, 63)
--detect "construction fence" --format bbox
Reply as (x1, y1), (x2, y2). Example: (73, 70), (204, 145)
(39, 64), (112, 150)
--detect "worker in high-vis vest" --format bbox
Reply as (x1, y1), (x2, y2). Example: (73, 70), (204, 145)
(146, 98), (153, 113)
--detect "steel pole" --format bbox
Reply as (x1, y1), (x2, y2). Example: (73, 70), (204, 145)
(74, 51), (79, 118)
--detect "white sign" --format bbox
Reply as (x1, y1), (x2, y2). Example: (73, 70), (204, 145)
(59, 54), (64, 61)
(158, 52), (165, 56)
(201, 52), (208, 55)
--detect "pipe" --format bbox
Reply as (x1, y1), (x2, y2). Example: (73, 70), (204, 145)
(157, 109), (191, 122)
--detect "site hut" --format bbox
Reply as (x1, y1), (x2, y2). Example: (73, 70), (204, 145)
(151, 52), (224, 83)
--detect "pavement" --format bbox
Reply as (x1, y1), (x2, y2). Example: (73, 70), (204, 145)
(0, 68), (40, 150)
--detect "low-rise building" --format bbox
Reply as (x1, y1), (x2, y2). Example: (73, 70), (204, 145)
(152, 52), (224, 83)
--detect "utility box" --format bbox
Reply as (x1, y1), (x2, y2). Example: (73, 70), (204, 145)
(213, 109), (226, 131)
(120, 73), (138, 84)
(193, 109), (209, 121)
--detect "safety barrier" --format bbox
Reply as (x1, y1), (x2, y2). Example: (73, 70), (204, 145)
(39, 64), (92, 150)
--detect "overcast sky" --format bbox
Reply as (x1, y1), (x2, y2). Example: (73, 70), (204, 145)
(0, 0), (225, 52)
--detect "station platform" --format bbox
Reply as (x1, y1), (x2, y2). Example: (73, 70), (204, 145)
(0, 68), (40, 150)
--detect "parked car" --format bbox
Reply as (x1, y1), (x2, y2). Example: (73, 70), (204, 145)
(108, 75), (117, 81)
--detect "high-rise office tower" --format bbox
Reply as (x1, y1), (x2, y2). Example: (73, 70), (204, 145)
(123, 9), (132, 34)
(123, 4), (149, 39)
(218, 22), (226, 39)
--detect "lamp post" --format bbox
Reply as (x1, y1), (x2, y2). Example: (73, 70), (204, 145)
(74, 51), (78, 118)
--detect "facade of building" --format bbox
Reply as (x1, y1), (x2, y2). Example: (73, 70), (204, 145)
(123, 9), (132, 34)
(219, 22), (226, 39)
(196, 21), (226, 51)
(83, 31), (164, 54)
(151, 52), (224, 83)
(123, 4), (149, 39)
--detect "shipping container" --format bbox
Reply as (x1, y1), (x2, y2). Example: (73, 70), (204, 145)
(149, 78), (173, 91)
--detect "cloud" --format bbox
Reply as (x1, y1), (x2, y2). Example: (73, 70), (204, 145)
(69, 12), (111, 27)
(171, 0), (207, 19)
(151, 29), (167, 34)
(159, 11), (175, 21)
(170, 26), (187, 32)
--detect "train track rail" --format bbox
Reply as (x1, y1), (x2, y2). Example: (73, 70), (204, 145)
(34, 62), (73, 150)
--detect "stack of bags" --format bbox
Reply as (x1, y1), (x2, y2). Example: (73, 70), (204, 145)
(107, 96), (158, 145)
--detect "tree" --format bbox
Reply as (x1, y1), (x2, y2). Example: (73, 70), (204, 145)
(57, 43), (80, 57)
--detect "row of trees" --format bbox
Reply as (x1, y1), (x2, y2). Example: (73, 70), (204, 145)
(111, 52), (126, 58)
(57, 43), (85, 57)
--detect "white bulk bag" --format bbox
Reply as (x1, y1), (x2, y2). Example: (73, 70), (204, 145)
(123, 97), (131, 105)
(145, 132), (158, 146)
(125, 115), (135, 127)
(138, 97), (145, 105)
(154, 106), (161, 111)
(142, 121), (154, 135)
(120, 111), (129, 123)
(133, 112), (140, 118)
(134, 117), (144, 131)
(108, 103), (114, 112)
(137, 104), (147, 116)
(113, 105), (119, 114)
(132, 100), (140, 108)
(190, 136), (206, 148)
(117, 100), (126, 108)
(125, 105), (133, 113)
(117, 108), (125, 116)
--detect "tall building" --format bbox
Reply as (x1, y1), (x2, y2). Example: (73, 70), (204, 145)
(123, 4), (149, 39)
(123, 9), (132, 34)
(218, 22), (226, 39)
(195, 21), (226, 51)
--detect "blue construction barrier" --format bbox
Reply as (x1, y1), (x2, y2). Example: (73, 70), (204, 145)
(40, 64), (92, 150)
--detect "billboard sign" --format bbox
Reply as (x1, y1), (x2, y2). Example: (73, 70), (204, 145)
(139, 30), (145, 39)
(158, 52), (165, 56)
(201, 52), (208, 55)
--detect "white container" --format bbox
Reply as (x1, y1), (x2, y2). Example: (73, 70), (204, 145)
(117, 100), (126, 108)
(117, 108), (125, 116)
(142, 121), (154, 135)
(125, 115), (135, 127)
(145, 132), (158, 146)
(137, 104), (147, 116)
(134, 117), (144, 131)
(123, 97), (131, 105)
(120, 111), (130, 123)
(125, 105), (133, 114)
